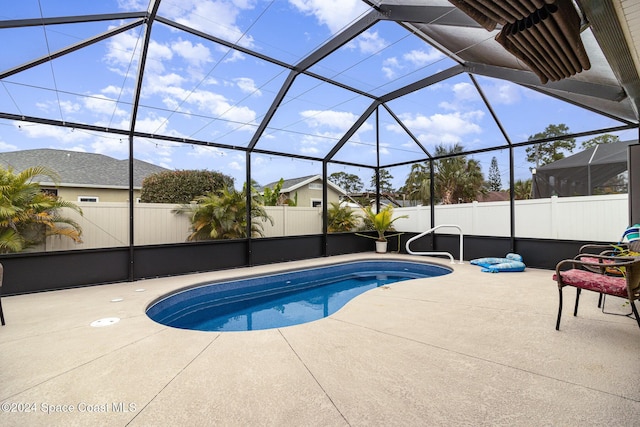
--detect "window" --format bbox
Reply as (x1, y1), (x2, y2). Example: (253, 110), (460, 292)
(78, 196), (99, 202)
(311, 199), (322, 207)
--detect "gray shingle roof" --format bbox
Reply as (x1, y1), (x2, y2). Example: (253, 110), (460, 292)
(0, 148), (169, 188)
(260, 174), (346, 194)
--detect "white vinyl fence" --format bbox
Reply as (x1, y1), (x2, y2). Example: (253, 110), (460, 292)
(41, 195), (629, 252)
(43, 204), (324, 251)
(392, 194), (629, 242)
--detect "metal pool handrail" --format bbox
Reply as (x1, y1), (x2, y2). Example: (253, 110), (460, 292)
(405, 224), (464, 264)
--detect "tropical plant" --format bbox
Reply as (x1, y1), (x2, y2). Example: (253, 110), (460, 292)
(262, 178), (297, 206)
(400, 144), (486, 205)
(0, 166), (83, 253)
(173, 184), (273, 240)
(359, 204), (407, 242)
(514, 179), (532, 200)
(327, 202), (359, 232)
(399, 163), (431, 205)
(433, 144), (486, 204)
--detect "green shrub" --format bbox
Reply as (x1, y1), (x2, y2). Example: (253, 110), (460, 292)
(141, 170), (234, 203)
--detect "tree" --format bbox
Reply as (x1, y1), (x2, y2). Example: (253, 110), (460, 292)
(581, 133), (620, 149)
(141, 169), (235, 203)
(326, 202), (359, 232)
(488, 156), (502, 191)
(433, 144), (485, 204)
(173, 184), (273, 240)
(400, 144), (486, 205)
(513, 179), (532, 200)
(370, 168), (394, 193)
(399, 163), (430, 205)
(328, 172), (364, 194)
(0, 166), (83, 253)
(525, 123), (575, 169)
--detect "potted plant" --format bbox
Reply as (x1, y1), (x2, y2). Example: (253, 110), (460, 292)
(358, 204), (407, 253)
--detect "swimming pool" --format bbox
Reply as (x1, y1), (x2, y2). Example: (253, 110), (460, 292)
(146, 259), (451, 331)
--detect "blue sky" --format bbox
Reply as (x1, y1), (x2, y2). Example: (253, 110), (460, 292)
(0, 0), (635, 191)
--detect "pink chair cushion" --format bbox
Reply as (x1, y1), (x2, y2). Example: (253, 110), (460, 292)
(553, 269), (628, 298)
(579, 256), (614, 264)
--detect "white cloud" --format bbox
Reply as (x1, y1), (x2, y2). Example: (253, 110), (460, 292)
(222, 50), (246, 63)
(91, 137), (129, 157)
(84, 94), (127, 117)
(35, 100), (81, 115)
(139, 75), (257, 127)
(66, 145), (88, 153)
(227, 160), (242, 170)
(388, 111), (485, 146)
(0, 140), (18, 151)
(14, 122), (91, 144)
(402, 49), (444, 66)
(102, 85), (129, 96)
(105, 30), (174, 76)
(356, 31), (387, 54)
(164, 0), (256, 48)
(104, 29), (142, 72)
(288, 0), (369, 34)
(382, 57), (400, 79)
(187, 145), (228, 159)
(117, 0), (146, 10)
(483, 82), (522, 105)
(235, 77), (261, 95)
(300, 109), (364, 132)
(171, 39), (212, 67)
(452, 82), (479, 101)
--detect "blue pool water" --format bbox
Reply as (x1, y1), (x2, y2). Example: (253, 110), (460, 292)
(146, 260), (451, 332)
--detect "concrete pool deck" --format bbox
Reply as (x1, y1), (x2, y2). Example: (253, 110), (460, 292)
(1, 253), (639, 426)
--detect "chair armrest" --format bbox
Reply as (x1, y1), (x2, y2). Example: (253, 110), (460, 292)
(556, 255), (639, 276)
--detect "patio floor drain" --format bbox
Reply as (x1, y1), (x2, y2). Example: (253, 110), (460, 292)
(90, 317), (120, 327)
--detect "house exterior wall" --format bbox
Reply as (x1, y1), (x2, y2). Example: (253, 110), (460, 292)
(288, 183), (341, 207)
(46, 186), (142, 203)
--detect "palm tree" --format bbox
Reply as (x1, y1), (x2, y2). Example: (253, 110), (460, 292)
(327, 202), (359, 232)
(401, 144), (486, 205)
(0, 166), (83, 253)
(514, 179), (532, 200)
(174, 184), (273, 240)
(400, 163), (431, 205)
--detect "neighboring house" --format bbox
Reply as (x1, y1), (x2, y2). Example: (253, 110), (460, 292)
(260, 175), (346, 207)
(532, 139), (636, 198)
(0, 148), (169, 202)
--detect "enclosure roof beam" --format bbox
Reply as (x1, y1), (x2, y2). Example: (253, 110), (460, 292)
(464, 62), (627, 102)
(0, 12), (146, 29)
(379, 65), (465, 103)
(0, 19), (145, 80)
(324, 100), (380, 161)
(376, 3), (482, 28)
(294, 9), (381, 72)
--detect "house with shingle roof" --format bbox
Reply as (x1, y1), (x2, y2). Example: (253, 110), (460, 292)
(0, 148), (169, 202)
(260, 175), (346, 207)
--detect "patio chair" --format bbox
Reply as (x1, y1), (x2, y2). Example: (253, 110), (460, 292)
(577, 240), (640, 309)
(0, 263), (4, 325)
(553, 254), (640, 331)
